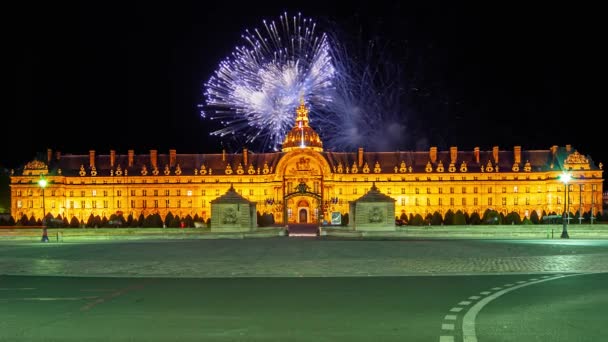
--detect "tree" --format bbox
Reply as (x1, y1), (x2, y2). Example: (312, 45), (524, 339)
(431, 211), (443, 225)
(443, 210), (455, 225)
(469, 212), (481, 225)
(69, 216), (80, 228)
(164, 212), (175, 228)
(530, 210), (540, 224)
(453, 210), (466, 225)
(411, 213), (424, 226)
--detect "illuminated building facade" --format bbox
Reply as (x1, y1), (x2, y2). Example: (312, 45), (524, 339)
(9, 102), (605, 225)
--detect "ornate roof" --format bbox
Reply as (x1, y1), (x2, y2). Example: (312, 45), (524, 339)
(281, 100), (323, 152)
(210, 184), (254, 204)
(351, 183), (395, 203)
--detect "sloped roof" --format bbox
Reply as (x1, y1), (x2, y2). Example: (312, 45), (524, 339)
(351, 183), (395, 203)
(210, 184), (254, 204)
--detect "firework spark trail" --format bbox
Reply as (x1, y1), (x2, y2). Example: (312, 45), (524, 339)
(202, 12), (336, 150)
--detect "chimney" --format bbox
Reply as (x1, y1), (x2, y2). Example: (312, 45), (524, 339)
(566, 144), (572, 152)
(110, 150), (116, 167)
(450, 146), (457, 164)
(47, 148), (52, 163)
(222, 149), (226, 162)
(128, 149), (134, 167)
(514, 146), (521, 164)
(358, 147), (364, 167)
(89, 150), (96, 169)
(150, 150), (158, 169)
(474, 147), (480, 163)
(169, 149), (176, 167)
(492, 146), (499, 164)
(243, 148), (248, 166)
(430, 146), (437, 163)
(55, 151), (61, 161)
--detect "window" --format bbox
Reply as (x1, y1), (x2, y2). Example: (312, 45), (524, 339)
(165, 190), (170, 196)
(81, 201), (86, 209)
(142, 190), (147, 196)
(263, 189), (267, 196)
(187, 190), (193, 197)
(502, 187), (507, 193)
(525, 187), (530, 193)
(16, 190), (22, 196)
(488, 187), (493, 194)
(427, 198), (431, 206)
(116, 190), (122, 196)
(462, 187), (466, 194)
(202, 200), (206, 207)
(17, 200), (22, 208)
(103, 190), (108, 197)
(143, 200), (147, 209)
(70, 191), (74, 197)
(92, 190), (97, 197)
(401, 188), (406, 194)
(215, 190), (220, 196)
(387, 188), (391, 194)
(339, 188), (342, 195)
(165, 199), (170, 208)
(426, 187), (431, 194)
(401, 198), (406, 206)
(557, 197), (562, 205)
(462, 198), (466, 206)
(154, 200), (159, 208)
(438, 188), (443, 194)
(154, 190), (158, 196)
(450, 198), (454, 206)
(438, 198), (443, 206)
(525, 197), (530, 205)
(488, 198), (493, 206)
(116, 200), (121, 208)
(353, 188), (357, 194)
(51, 190), (56, 196)
(450, 187), (454, 194)
(131, 200), (135, 208)
(249, 189), (254, 196)
(474, 198), (478, 206)
(474, 187), (478, 194)
(81, 191), (85, 197)
(177, 200), (181, 208)
(513, 186), (518, 193)
(514, 197), (518, 205)
(415, 198), (419, 206)
(415, 188), (419, 194)
(131, 190), (136, 196)
(103, 200), (108, 208)
(177, 190), (181, 196)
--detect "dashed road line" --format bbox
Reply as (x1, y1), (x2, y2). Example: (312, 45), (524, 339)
(444, 315), (457, 320)
(461, 274), (581, 342)
(442, 323), (455, 330)
(458, 301), (471, 306)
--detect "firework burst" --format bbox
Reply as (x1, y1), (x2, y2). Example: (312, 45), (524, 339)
(201, 12), (336, 150)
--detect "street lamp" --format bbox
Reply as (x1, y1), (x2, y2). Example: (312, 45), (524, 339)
(38, 176), (48, 226)
(559, 172), (571, 239)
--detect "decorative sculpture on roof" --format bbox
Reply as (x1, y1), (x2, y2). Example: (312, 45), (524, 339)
(564, 150), (591, 170)
(399, 161), (407, 173)
(436, 161), (444, 173)
(362, 162), (370, 174)
(460, 161), (467, 172)
(425, 161), (432, 173)
(373, 161), (381, 174)
(351, 162), (358, 174)
(175, 164), (182, 176)
(236, 163), (244, 175)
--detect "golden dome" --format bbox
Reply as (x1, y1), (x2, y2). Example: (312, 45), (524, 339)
(281, 100), (323, 152)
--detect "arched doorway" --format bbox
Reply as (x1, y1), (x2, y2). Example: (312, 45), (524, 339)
(299, 209), (308, 223)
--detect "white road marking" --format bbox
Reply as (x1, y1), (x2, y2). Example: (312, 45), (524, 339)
(480, 291), (491, 295)
(458, 301), (471, 306)
(442, 323), (455, 330)
(529, 278), (538, 281)
(444, 315), (457, 320)
(491, 287), (502, 290)
(516, 281), (526, 284)
(439, 336), (454, 342)
(462, 274), (581, 342)
(468, 296), (481, 300)
(503, 283), (513, 287)
(450, 307), (463, 312)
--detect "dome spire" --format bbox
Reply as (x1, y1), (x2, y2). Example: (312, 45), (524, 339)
(281, 100), (323, 152)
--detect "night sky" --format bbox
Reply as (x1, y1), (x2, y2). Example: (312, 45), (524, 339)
(7, 1), (606, 178)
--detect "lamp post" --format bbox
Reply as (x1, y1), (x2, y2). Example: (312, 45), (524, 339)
(559, 172), (571, 239)
(38, 176), (48, 226)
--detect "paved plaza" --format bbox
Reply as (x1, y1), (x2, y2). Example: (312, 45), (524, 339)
(2, 238), (608, 278)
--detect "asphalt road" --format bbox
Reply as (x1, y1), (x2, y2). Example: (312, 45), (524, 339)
(1, 273), (606, 341)
(1, 238), (607, 341)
